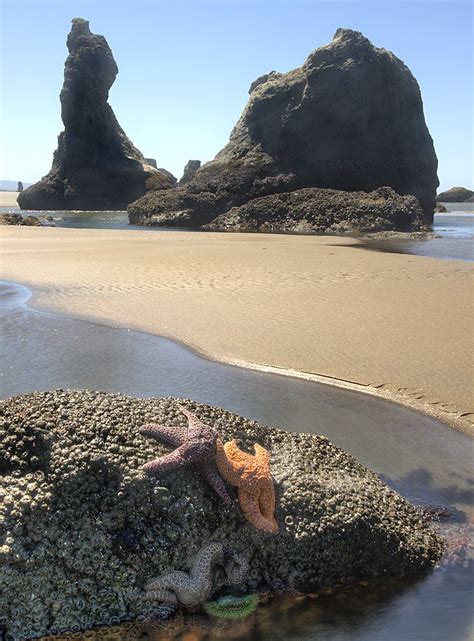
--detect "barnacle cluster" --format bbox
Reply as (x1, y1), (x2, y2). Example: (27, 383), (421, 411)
(0, 390), (444, 639)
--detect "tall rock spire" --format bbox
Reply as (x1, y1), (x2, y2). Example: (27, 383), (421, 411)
(18, 18), (174, 211)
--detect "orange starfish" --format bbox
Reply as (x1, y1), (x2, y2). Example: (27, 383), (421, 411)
(216, 439), (279, 533)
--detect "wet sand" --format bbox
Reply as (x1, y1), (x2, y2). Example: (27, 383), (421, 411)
(1, 226), (473, 433)
(0, 191), (19, 207)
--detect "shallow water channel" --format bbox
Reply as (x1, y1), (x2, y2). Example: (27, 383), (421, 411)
(1, 281), (473, 641)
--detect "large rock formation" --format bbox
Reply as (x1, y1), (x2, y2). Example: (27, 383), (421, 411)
(204, 186), (428, 234)
(128, 28), (438, 229)
(18, 18), (173, 211)
(436, 186), (474, 203)
(0, 390), (442, 639)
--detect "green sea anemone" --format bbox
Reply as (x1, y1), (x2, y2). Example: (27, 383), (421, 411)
(203, 593), (259, 620)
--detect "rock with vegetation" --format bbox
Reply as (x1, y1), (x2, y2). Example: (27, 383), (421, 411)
(436, 187), (474, 203)
(204, 186), (428, 234)
(18, 18), (173, 211)
(0, 390), (443, 640)
(129, 28), (438, 228)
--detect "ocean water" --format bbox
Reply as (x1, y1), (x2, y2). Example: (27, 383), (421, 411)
(363, 208), (473, 262)
(1, 281), (473, 641)
(1, 203), (473, 261)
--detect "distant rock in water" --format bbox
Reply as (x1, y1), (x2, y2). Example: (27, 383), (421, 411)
(434, 203), (448, 213)
(436, 186), (473, 203)
(17, 181), (23, 193)
(179, 160), (201, 185)
(129, 28), (438, 229)
(18, 18), (173, 211)
(204, 187), (428, 234)
(0, 213), (55, 226)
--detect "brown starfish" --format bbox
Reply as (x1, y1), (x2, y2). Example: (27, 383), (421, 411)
(216, 439), (279, 533)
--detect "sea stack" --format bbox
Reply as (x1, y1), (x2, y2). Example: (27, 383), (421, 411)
(129, 29), (438, 230)
(18, 18), (174, 211)
(436, 186), (474, 203)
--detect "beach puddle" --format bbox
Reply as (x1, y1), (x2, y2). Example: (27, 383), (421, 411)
(1, 281), (473, 641)
(24, 576), (454, 640)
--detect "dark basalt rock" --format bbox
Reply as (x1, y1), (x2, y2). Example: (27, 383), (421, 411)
(0, 213), (55, 226)
(204, 186), (428, 234)
(18, 18), (171, 211)
(179, 160), (201, 185)
(0, 213), (27, 226)
(436, 186), (474, 203)
(1, 390), (443, 639)
(129, 28), (438, 228)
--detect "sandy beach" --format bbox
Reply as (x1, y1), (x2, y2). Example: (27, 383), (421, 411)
(1, 226), (473, 433)
(0, 191), (19, 207)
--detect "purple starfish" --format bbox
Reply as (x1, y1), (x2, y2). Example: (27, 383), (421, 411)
(139, 406), (231, 504)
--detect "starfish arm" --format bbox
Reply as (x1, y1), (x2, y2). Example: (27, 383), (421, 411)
(178, 405), (205, 430)
(216, 439), (243, 486)
(146, 570), (189, 591)
(189, 542), (224, 601)
(145, 587), (179, 604)
(139, 423), (185, 447)
(259, 484), (279, 533)
(190, 542), (224, 580)
(254, 443), (271, 466)
(146, 570), (193, 605)
(259, 483), (276, 519)
(224, 440), (254, 476)
(224, 554), (250, 587)
(238, 488), (279, 533)
(198, 462), (232, 504)
(142, 443), (196, 475)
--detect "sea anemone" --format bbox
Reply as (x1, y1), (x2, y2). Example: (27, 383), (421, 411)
(203, 593), (259, 619)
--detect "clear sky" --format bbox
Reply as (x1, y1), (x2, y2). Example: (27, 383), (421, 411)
(0, 0), (472, 191)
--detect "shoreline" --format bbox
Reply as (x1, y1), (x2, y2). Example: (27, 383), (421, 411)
(0, 191), (19, 207)
(1, 227), (472, 435)
(3, 276), (470, 435)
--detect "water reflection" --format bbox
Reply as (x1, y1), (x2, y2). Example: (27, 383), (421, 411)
(31, 566), (474, 641)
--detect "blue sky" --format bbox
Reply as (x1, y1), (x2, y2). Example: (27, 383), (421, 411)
(0, 0), (472, 191)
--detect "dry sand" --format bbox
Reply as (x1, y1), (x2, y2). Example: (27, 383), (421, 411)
(0, 191), (19, 207)
(1, 226), (473, 433)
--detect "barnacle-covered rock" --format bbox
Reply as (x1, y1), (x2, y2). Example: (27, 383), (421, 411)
(0, 390), (443, 639)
